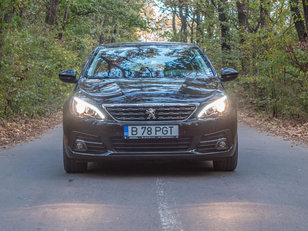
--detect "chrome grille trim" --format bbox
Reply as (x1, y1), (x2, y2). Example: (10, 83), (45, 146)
(103, 103), (199, 122)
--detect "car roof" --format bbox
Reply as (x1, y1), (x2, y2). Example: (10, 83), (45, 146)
(98, 42), (198, 49)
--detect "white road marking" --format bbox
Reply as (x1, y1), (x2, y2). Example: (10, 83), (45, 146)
(156, 178), (184, 231)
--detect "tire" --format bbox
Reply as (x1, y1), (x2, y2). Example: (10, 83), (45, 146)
(63, 143), (87, 173)
(213, 140), (238, 171)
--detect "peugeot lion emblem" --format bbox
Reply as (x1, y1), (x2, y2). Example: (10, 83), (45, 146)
(145, 108), (156, 120)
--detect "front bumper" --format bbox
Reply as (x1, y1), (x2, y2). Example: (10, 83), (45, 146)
(63, 109), (237, 161)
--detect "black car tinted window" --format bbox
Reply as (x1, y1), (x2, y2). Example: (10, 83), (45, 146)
(87, 46), (214, 78)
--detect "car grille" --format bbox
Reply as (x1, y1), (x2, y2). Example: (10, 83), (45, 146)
(197, 131), (229, 153)
(73, 132), (107, 154)
(105, 104), (196, 121)
(111, 137), (193, 152)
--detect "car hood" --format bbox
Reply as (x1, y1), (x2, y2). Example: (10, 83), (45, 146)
(76, 77), (225, 104)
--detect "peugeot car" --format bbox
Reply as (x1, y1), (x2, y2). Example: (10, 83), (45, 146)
(59, 42), (239, 173)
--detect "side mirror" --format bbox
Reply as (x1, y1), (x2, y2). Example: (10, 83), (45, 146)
(220, 67), (239, 82)
(59, 69), (77, 83)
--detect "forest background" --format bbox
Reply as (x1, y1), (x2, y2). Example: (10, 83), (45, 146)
(0, 0), (307, 124)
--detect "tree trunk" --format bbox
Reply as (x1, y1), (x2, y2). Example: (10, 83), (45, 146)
(218, 0), (231, 65)
(190, 13), (196, 43)
(99, 16), (109, 44)
(236, 0), (249, 73)
(0, 3), (4, 70)
(45, 0), (60, 25)
(0, 3), (14, 71)
(179, 5), (188, 43)
(196, 11), (201, 44)
(184, 7), (188, 42)
(110, 18), (117, 43)
(111, 26), (117, 43)
(58, 4), (69, 40)
(303, 0), (308, 33)
(289, 0), (307, 41)
(236, 0), (248, 29)
(260, 0), (269, 28)
(172, 7), (177, 36)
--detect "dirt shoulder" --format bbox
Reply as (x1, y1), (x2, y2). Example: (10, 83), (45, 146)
(0, 111), (63, 149)
(0, 109), (307, 150)
(239, 109), (308, 146)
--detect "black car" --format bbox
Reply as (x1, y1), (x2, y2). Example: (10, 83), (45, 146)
(59, 42), (239, 173)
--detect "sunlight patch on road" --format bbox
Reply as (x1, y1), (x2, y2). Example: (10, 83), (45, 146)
(180, 201), (308, 230)
(3, 203), (127, 230)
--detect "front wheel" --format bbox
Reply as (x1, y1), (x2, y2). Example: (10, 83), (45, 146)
(63, 143), (87, 173)
(213, 141), (238, 171)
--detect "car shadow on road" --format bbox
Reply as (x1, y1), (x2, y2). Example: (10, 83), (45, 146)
(84, 159), (227, 178)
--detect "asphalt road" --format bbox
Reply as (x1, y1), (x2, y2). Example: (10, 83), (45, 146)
(0, 125), (308, 231)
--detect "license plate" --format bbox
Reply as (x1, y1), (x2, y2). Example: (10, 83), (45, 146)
(124, 125), (179, 139)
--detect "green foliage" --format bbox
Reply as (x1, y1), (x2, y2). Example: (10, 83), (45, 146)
(231, 24), (308, 120)
(0, 0), (147, 119)
(153, 0), (308, 121)
(1, 0), (307, 122)
(0, 25), (82, 118)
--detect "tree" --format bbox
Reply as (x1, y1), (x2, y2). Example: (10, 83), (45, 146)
(0, 0), (147, 119)
(178, 1), (188, 42)
(45, 0), (60, 25)
(216, 0), (231, 65)
(289, 0), (307, 41)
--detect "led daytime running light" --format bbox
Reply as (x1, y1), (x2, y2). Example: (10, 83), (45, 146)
(74, 97), (105, 120)
(198, 96), (227, 118)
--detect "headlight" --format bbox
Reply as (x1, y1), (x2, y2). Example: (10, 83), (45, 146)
(197, 96), (228, 118)
(72, 97), (105, 120)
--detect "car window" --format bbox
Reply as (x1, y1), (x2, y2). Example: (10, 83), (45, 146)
(87, 46), (214, 78)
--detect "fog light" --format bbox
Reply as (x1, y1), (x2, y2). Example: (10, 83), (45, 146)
(216, 139), (228, 151)
(74, 139), (87, 152)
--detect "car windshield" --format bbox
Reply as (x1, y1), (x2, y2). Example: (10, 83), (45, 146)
(87, 45), (214, 78)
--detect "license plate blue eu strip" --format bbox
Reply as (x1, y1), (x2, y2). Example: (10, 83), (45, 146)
(124, 126), (129, 137)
